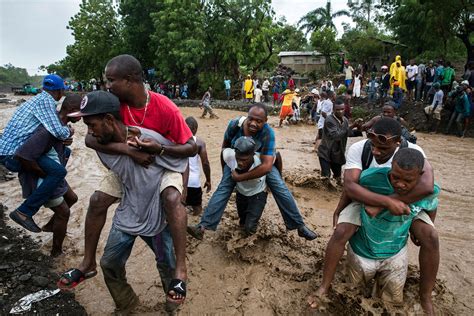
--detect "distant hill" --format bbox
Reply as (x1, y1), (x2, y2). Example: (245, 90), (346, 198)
(0, 64), (43, 92)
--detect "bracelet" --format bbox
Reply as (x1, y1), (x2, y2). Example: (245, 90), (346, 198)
(159, 145), (165, 156)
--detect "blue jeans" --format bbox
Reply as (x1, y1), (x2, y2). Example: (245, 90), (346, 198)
(17, 155), (67, 217)
(200, 165), (304, 230)
(100, 225), (175, 310)
(225, 89), (230, 98)
(0, 155), (21, 172)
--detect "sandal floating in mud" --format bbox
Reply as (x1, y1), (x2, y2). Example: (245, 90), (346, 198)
(57, 268), (97, 290)
(167, 279), (186, 304)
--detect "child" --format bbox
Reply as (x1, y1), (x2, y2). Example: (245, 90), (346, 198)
(254, 84), (263, 103)
(291, 88), (302, 123)
(222, 136), (267, 236)
(308, 148), (439, 309)
(392, 81), (403, 109)
(366, 74), (379, 104)
(185, 117), (211, 215)
(199, 86), (219, 119)
(14, 94), (82, 256)
(424, 82), (444, 133)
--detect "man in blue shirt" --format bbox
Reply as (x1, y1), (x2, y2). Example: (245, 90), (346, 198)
(0, 74), (74, 232)
(224, 77), (231, 100)
(187, 103), (318, 240)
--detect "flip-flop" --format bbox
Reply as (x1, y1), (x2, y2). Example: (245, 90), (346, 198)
(57, 268), (97, 290)
(167, 278), (186, 303)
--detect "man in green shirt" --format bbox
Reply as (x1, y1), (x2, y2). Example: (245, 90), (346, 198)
(348, 148), (439, 304)
(441, 61), (455, 95)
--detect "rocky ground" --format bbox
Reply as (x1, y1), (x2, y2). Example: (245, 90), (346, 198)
(0, 203), (86, 315)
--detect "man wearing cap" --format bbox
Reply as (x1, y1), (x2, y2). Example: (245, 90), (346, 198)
(445, 85), (471, 136)
(380, 65), (390, 106)
(0, 74), (73, 232)
(68, 90), (188, 313)
(59, 55), (195, 307)
(188, 103), (318, 241)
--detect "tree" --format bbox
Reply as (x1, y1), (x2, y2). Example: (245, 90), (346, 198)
(39, 59), (70, 78)
(310, 27), (340, 70)
(119, 0), (162, 68)
(339, 27), (385, 68)
(150, 1), (206, 84)
(347, 0), (383, 30)
(65, 0), (122, 81)
(298, 0), (349, 36)
(0, 64), (31, 86)
(383, 0), (473, 63)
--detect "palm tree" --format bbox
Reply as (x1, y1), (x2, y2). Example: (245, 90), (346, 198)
(298, 0), (350, 36)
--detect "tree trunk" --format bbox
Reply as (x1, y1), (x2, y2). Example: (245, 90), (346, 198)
(457, 33), (474, 64)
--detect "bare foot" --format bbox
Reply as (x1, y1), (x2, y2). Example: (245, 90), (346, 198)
(420, 296), (435, 315)
(307, 287), (329, 309)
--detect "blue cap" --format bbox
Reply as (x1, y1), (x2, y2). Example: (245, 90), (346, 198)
(42, 74), (65, 91)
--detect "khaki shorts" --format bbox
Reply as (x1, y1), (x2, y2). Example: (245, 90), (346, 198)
(98, 169), (183, 199)
(346, 244), (408, 303)
(337, 202), (434, 227)
(424, 105), (442, 120)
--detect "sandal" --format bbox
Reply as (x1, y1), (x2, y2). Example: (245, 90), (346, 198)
(57, 268), (97, 290)
(167, 278), (186, 303)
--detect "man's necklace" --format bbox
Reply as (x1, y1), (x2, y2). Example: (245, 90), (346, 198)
(127, 90), (150, 126)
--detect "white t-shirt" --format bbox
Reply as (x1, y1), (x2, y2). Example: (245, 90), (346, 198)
(345, 66), (354, 80)
(254, 88), (263, 102)
(222, 148), (266, 196)
(188, 137), (201, 188)
(431, 90), (444, 108)
(406, 65), (418, 81)
(262, 80), (270, 91)
(345, 139), (426, 170)
(317, 99), (333, 129)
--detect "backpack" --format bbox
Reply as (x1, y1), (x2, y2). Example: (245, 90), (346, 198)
(361, 138), (409, 171)
(227, 116), (247, 140)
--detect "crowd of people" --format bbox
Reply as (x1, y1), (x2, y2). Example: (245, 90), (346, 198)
(0, 53), (472, 315)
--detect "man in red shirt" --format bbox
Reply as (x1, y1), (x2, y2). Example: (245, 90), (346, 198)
(59, 55), (196, 307)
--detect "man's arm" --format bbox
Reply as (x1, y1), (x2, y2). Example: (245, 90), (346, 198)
(132, 136), (198, 158)
(344, 168), (411, 215)
(231, 154), (273, 182)
(35, 97), (71, 140)
(85, 134), (155, 167)
(198, 138), (211, 192)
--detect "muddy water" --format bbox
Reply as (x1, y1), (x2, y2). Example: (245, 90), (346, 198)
(0, 101), (472, 314)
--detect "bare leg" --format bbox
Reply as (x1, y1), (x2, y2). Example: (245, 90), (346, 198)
(410, 220), (439, 316)
(77, 191), (118, 274)
(161, 187), (187, 303)
(307, 223), (358, 308)
(50, 201), (71, 257)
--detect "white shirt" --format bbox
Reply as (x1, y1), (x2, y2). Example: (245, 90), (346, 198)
(345, 66), (354, 80)
(262, 80), (270, 91)
(188, 137), (201, 188)
(431, 90), (444, 108)
(222, 148), (266, 196)
(317, 99), (333, 129)
(345, 139), (426, 170)
(254, 88), (263, 102)
(406, 65), (418, 81)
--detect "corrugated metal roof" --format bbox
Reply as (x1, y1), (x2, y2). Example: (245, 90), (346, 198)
(278, 51), (322, 57)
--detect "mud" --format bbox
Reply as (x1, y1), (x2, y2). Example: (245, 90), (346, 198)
(0, 204), (86, 315)
(0, 94), (472, 315)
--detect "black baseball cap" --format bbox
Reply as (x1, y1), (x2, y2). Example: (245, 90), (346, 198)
(234, 136), (256, 155)
(68, 91), (120, 118)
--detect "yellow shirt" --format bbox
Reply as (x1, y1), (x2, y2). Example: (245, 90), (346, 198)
(282, 89), (294, 107)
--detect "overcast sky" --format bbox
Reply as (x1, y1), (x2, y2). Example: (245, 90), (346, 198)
(0, 0), (353, 75)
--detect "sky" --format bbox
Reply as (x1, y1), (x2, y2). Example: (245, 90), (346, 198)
(0, 0), (353, 76)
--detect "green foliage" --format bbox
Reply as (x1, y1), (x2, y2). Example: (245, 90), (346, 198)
(150, 1), (206, 84)
(351, 106), (370, 120)
(340, 27), (385, 66)
(0, 64), (31, 86)
(383, 0), (473, 62)
(347, 0), (384, 30)
(65, 0), (123, 81)
(310, 27), (340, 70)
(39, 59), (70, 78)
(119, 0), (162, 68)
(298, 0), (349, 36)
